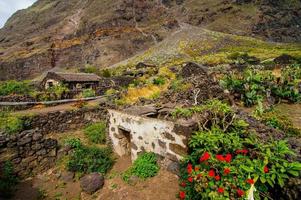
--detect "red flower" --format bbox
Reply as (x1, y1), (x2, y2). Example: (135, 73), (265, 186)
(217, 187), (224, 193)
(179, 191), (186, 199)
(188, 177), (193, 183)
(200, 152), (211, 162)
(264, 166), (269, 173)
(237, 189), (245, 197)
(225, 154), (232, 163)
(197, 174), (202, 179)
(180, 182), (186, 187)
(195, 166), (200, 171)
(246, 179), (254, 184)
(224, 168), (231, 175)
(208, 169), (215, 177)
(187, 163), (193, 174)
(216, 154), (225, 162)
(215, 175), (221, 181)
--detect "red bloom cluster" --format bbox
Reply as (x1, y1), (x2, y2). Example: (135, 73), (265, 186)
(217, 187), (224, 193)
(187, 163), (193, 174)
(237, 189), (245, 197)
(208, 169), (215, 177)
(236, 149), (248, 155)
(188, 177), (193, 183)
(224, 168), (231, 175)
(215, 175), (221, 181)
(225, 154), (232, 163)
(246, 179), (254, 184)
(215, 154), (232, 163)
(200, 152), (211, 162)
(264, 166), (269, 173)
(179, 191), (185, 199)
(180, 182), (186, 187)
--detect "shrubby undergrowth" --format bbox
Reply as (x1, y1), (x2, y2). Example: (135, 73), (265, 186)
(84, 122), (106, 144)
(177, 100), (301, 200)
(221, 64), (301, 106)
(65, 138), (114, 174)
(122, 152), (159, 183)
(0, 161), (18, 198)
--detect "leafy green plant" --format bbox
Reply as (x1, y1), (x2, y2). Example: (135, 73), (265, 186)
(178, 101), (301, 200)
(221, 65), (301, 106)
(0, 80), (33, 96)
(122, 152), (159, 183)
(84, 122), (106, 144)
(67, 141), (113, 174)
(101, 69), (112, 77)
(0, 161), (18, 198)
(64, 138), (82, 149)
(81, 88), (96, 98)
(0, 112), (24, 134)
(153, 77), (166, 85)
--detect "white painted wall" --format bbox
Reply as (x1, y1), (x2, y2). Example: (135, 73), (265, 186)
(108, 109), (187, 162)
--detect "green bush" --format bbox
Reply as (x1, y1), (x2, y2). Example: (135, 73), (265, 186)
(46, 84), (69, 99)
(0, 161), (18, 198)
(153, 77), (166, 85)
(122, 152), (159, 182)
(101, 69), (111, 77)
(67, 143), (114, 174)
(0, 80), (33, 96)
(178, 100), (301, 200)
(221, 65), (301, 106)
(81, 88), (96, 98)
(0, 112), (24, 134)
(64, 138), (82, 149)
(84, 122), (106, 144)
(83, 65), (98, 74)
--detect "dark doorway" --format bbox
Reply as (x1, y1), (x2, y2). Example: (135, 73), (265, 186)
(118, 127), (131, 156)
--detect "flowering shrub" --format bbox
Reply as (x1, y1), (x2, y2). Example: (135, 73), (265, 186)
(177, 101), (301, 200)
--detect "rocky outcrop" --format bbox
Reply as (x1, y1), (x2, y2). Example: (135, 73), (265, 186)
(80, 173), (105, 194)
(1, 0), (300, 81)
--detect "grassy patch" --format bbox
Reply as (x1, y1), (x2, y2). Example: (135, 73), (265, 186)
(0, 80), (33, 96)
(0, 112), (25, 134)
(84, 122), (106, 144)
(66, 139), (114, 174)
(122, 152), (159, 183)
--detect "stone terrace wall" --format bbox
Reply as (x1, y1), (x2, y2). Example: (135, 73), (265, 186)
(0, 106), (108, 177)
(26, 106), (107, 134)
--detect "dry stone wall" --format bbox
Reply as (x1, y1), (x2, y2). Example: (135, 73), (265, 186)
(0, 106), (108, 177)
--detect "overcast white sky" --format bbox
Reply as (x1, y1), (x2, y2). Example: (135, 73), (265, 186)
(0, 0), (37, 28)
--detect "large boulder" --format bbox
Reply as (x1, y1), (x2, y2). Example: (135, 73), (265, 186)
(80, 173), (104, 194)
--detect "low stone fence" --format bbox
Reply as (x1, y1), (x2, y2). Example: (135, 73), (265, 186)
(0, 106), (109, 177)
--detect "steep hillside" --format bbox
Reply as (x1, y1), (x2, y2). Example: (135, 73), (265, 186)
(0, 0), (300, 80)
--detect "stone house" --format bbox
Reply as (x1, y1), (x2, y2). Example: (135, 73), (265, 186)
(108, 107), (198, 169)
(41, 72), (101, 90)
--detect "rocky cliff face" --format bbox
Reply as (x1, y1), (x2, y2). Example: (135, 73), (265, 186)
(0, 0), (300, 80)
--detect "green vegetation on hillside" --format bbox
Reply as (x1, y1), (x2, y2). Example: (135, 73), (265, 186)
(84, 122), (106, 144)
(178, 100), (301, 200)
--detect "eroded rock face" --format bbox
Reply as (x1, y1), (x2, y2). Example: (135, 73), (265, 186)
(0, 0), (300, 80)
(80, 173), (104, 194)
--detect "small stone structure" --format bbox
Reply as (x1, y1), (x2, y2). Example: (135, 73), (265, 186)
(41, 72), (101, 90)
(108, 109), (197, 165)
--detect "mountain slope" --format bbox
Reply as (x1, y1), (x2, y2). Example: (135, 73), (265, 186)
(0, 0), (300, 80)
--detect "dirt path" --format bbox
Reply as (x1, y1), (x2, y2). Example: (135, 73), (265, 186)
(13, 98), (104, 115)
(98, 156), (179, 200)
(11, 156), (179, 200)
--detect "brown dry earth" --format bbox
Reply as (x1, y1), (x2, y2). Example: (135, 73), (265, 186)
(11, 156), (179, 200)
